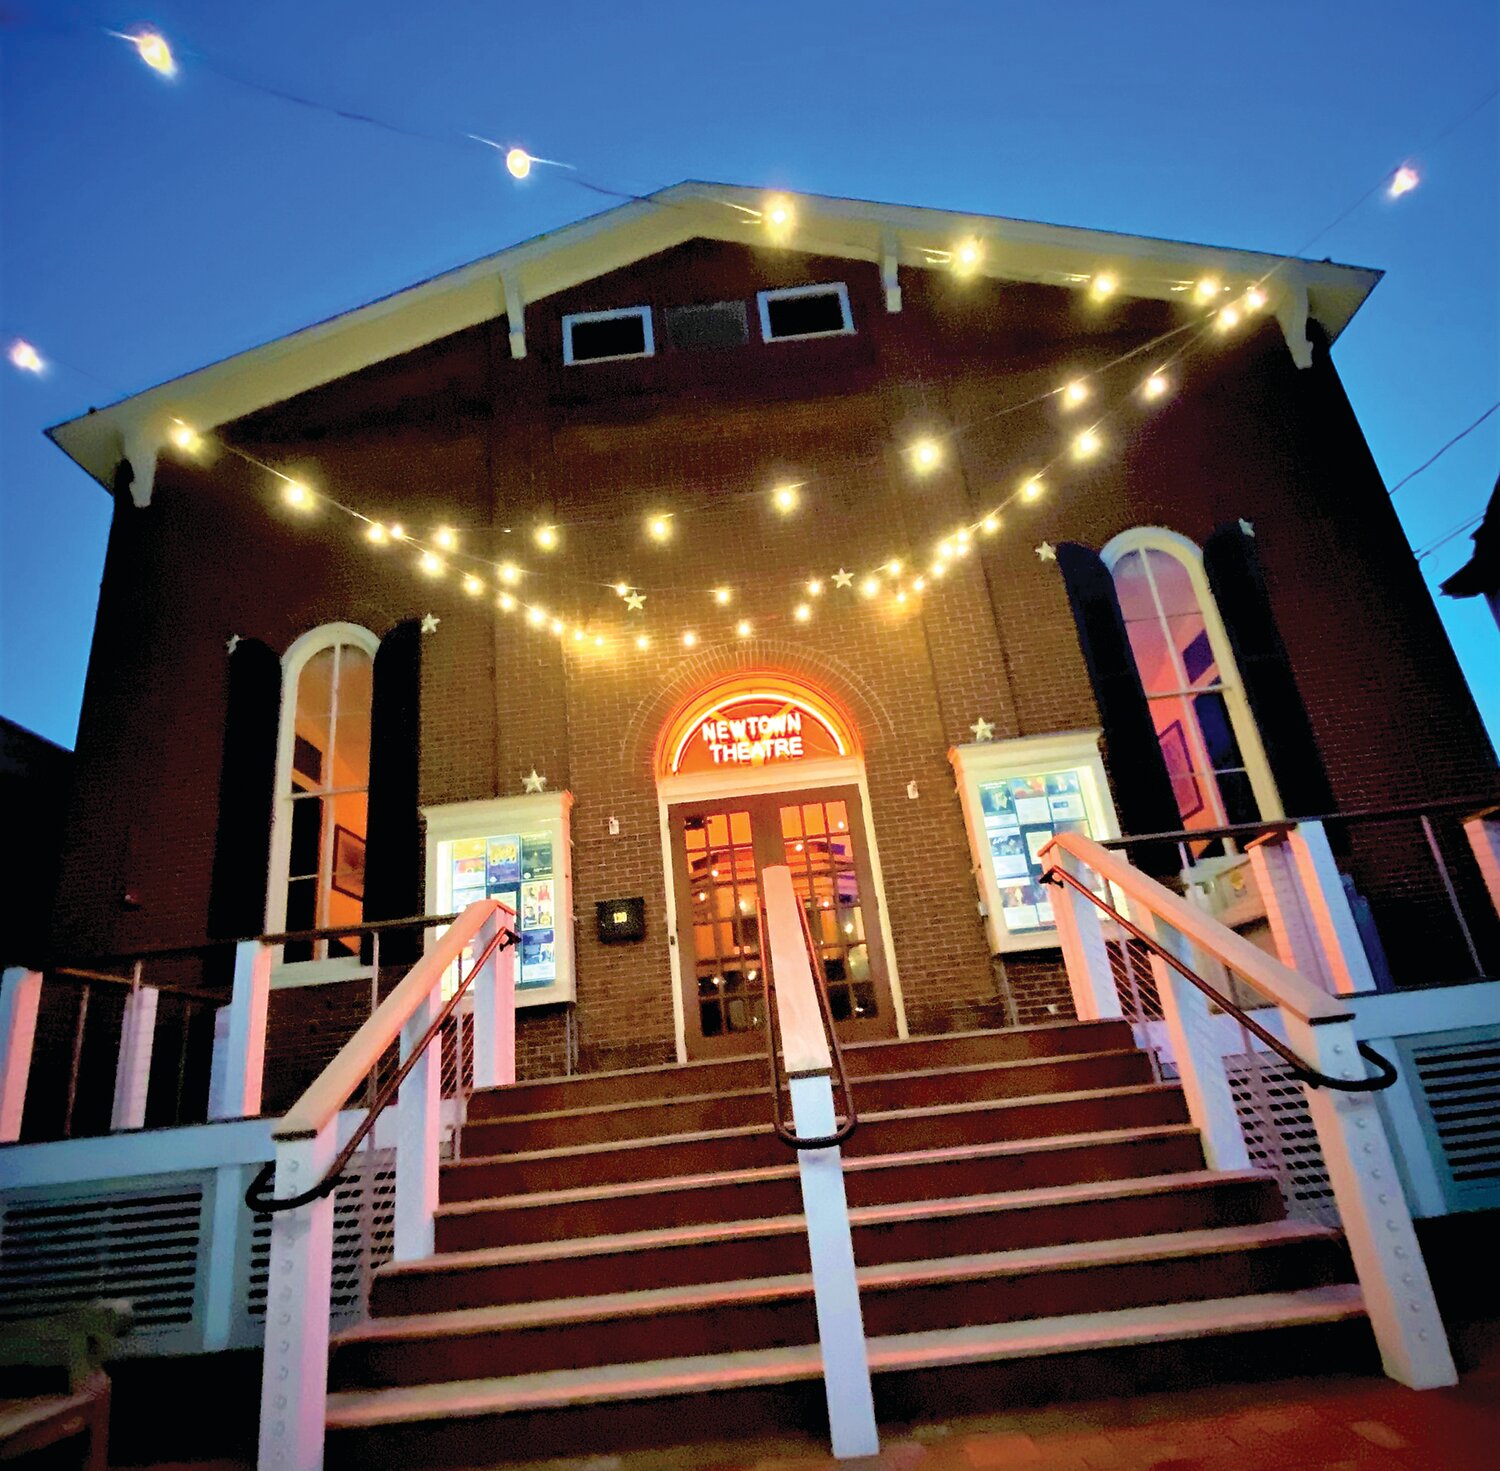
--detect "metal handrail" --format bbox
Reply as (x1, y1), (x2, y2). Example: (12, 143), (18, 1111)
(758, 892), (860, 1150)
(1039, 865), (1397, 1092)
(244, 924), (517, 1213)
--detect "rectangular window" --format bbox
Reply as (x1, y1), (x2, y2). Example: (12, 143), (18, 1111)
(757, 283), (854, 342)
(562, 306), (655, 365)
(665, 300), (749, 351)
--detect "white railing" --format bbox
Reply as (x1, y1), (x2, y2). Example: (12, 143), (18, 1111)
(760, 864), (878, 1460)
(1044, 830), (1458, 1391)
(252, 898), (515, 1471)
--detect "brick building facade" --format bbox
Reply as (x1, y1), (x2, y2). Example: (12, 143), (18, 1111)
(42, 184), (1498, 1099)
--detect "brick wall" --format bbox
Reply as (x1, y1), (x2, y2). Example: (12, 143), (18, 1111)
(48, 238), (1498, 1084)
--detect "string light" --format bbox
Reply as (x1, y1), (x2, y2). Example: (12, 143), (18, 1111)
(434, 526), (457, 551)
(551, 618), (565, 635)
(912, 576), (926, 592)
(807, 578), (823, 597)
(8, 340), (43, 373)
(682, 630), (698, 647)
(1072, 428), (1103, 460)
(1217, 304), (1242, 332)
(1142, 371), (1170, 400)
(169, 423), (201, 452)
(954, 238), (983, 275)
(736, 619), (753, 638)
(527, 606), (546, 627)
(283, 480), (312, 510)
(498, 592), (517, 612)
(1022, 475), (1046, 501)
(1090, 272), (1118, 300)
(647, 514), (673, 542)
(713, 587), (733, 605)
(886, 559), (903, 575)
(389, 524), (406, 541)
(793, 603), (811, 622)
(931, 560), (947, 578)
(860, 576), (880, 598)
(534, 524), (558, 550)
(772, 483), (799, 513)
(463, 574), (483, 596)
(636, 634), (650, 650)
(573, 628), (585, 643)
(1245, 286), (1268, 312)
(764, 195), (794, 237)
(419, 550), (444, 576)
(505, 148), (533, 179)
(1193, 276), (1221, 303)
(981, 514), (1000, 534)
(1389, 165), (1420, 198)
(954, 529), (972, 554)
(612, 581), (630, 597)
(121, 29), (175, 76)
(594, 634), (605, 648)
(366, 522), (388, 544)
(498, 562), (521, 585)
(1063, 379), (1090, 409)
(909, 438), (942, 472)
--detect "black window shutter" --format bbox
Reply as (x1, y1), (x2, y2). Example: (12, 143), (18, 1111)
(364, 620), (424, 964)
(1203, 523), (1334, 818)
(1055, 542), (1182, 878)
(208, 639), (282, 940)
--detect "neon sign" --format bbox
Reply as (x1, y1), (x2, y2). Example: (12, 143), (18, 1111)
(663, 682), (855, 777)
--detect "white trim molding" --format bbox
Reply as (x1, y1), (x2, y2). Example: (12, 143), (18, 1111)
(562, 305), (655, 365)
(756, 282), (855, 342)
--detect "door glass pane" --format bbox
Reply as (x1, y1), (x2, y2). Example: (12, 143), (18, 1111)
(685, 809), (762, 1037)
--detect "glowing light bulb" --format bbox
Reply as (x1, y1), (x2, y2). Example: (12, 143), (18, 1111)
(713, 587), (732, 606)
(1217, 304), (1241, 331)
(367, 522), (388, 544)
(8, 340), (43, 373)
(434, 526), (457, 551)
(1143, 371), (1169, 400)
(169, 423), (199, 451)
(534, 525), (558, 550)
(593, 634), (604, 648)
(860, 576), (880, 598)
(1063, 379), (1089, 408)
(419, 550), (444, 576)
(807, 578), (823, 597)
(129, 30), (175, 76)
(463, 574), (483, 596)
(613, 581), (630, 597)
(981, 514), (1000, 535)
(910, 438), (942, 472)
(648, 514), (672, 542)
(498, 592), (517, 612)
(954, 238), (983, 275)
(912, 576), (926, 592)
(636, 634), (650, 650)
(550, 618), (565, 635)
(772, 483), (799, 513)
(573, 628), (585, 643)
(1389, 165), (1419, 198)
(1194, 276), (1221, 303)
(736, 619), (753, 638)
(1245, 286), (1268, 312)
(793, 603), (811, 622)
(497, 562), (520, 585)
(283, 481), (312, 510)
(895, 589), (908, 605)
(1090, 272), (1118, 299)
(955, 529), (972, 553)
(505, 148), (532, 179)
(527, 606), (546, 627)
(931, 560), (947, 578)
(938, 540), (955, 560)
(389, 524), (406, 541)
(682, 630), (698, 648)
(886, 559), (903, 575)
(1073, 429), (1102, 460)
(764, 195), (794, 233)
(1022, 476), (1045, 501)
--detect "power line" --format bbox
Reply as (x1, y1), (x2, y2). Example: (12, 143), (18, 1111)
(1388, 402), (1500, 496)
(1415, 510), (1485, 562)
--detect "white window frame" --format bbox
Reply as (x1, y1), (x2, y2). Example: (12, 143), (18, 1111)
(561, 306), (655, 366)
(756, 282), (855, 343)
(1101, 527), (1282, 829)
(422, 792), (576, 1009)
(950, 730), (1121, 954)
(265, 621), (380, 986)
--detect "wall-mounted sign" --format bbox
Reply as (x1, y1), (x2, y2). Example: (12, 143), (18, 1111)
(663, 683), (855, 777)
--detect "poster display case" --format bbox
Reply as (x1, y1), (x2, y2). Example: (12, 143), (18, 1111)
(423, 792), (575, 1006)
(950, 730), (1120, 954)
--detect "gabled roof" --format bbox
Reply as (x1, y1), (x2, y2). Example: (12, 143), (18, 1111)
(47, 180), (1382, 495)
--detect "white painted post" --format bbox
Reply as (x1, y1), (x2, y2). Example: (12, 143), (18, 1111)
(471, 909), (516, 1091)
(0, 968), (42, 1143)
(789, 1074), (880, 1460)
(1136, 914), (1250, 1172)
(210, 940), (271, 1120)
(1280, 1013), (1457, 1388)
(394, 981), (441, 1262)
(1047, 850), (1123, 1021)
(110, 983), (159, 1130)
(257, 1125), (339, 1471)
(1248, 831), (1333, 987)
(1463, 810), (1500, 917)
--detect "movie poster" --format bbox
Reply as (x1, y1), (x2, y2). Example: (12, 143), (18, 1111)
(979, 768), (1094, 935)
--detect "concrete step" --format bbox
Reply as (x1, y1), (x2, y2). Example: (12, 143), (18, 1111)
(376, 1168), (1286, 1317)
(445, 1082), (1191, 1200)
(434, 1124), (1210, 1251)
(466, 1019), (1139, 1118)
(325, 1285), (1373, 1467)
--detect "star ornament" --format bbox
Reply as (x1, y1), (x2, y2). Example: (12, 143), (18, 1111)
(225, 634), (241, 655)
(832, 568), (854, 589)
(624, 591), (646, 612)
(420, 613), (441, 633)
(970, 716), (995, 743)
(1035, 542), (1057, 562)
(522, 768), (547, 794)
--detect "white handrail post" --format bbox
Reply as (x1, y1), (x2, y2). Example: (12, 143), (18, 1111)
(1136, 913), (1250, 1172)
(394, 978), (441, 1262)
(1280, 1012), (1457, 1388)
(1248, 825), (1375, 996)
(210, 940), (272, 1120)
(0, 968), (42, 1143)
(1464, 809), (1500, 916)
(763, 865), (878, 1461)
(111, 982), (159, 1130)
(257, 1123), (338, 1471)
(1047, 850), (1122, 1020)
(471, 906), (517, 1091)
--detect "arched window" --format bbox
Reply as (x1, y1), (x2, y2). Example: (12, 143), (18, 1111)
(1103, 529), (1280, 842)
(268, 624), (378, 962)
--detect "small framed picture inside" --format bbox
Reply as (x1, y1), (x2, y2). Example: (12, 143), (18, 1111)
(331, 825), (366, 901)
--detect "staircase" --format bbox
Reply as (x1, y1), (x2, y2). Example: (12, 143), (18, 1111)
(322, 1018), (1374, 1466)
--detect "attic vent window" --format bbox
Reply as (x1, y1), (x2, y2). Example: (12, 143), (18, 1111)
(563, 307), (655, 365)
(665, 301), (749, 351)
(757, 283), (854, 342)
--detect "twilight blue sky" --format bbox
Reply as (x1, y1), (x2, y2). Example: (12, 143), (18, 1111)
(2, 1), (1497, 752)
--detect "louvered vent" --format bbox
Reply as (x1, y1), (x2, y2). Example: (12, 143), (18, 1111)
(665, 301), (748, 351)
(1225, 1051), (1336, 1225)
(247, 1150), (395, 1332)
(0, 1180), (206, 1353)
(1403, 1026), (1500, 1210)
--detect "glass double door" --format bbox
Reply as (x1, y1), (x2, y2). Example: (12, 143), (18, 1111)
(669, 785), (896, 1059)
